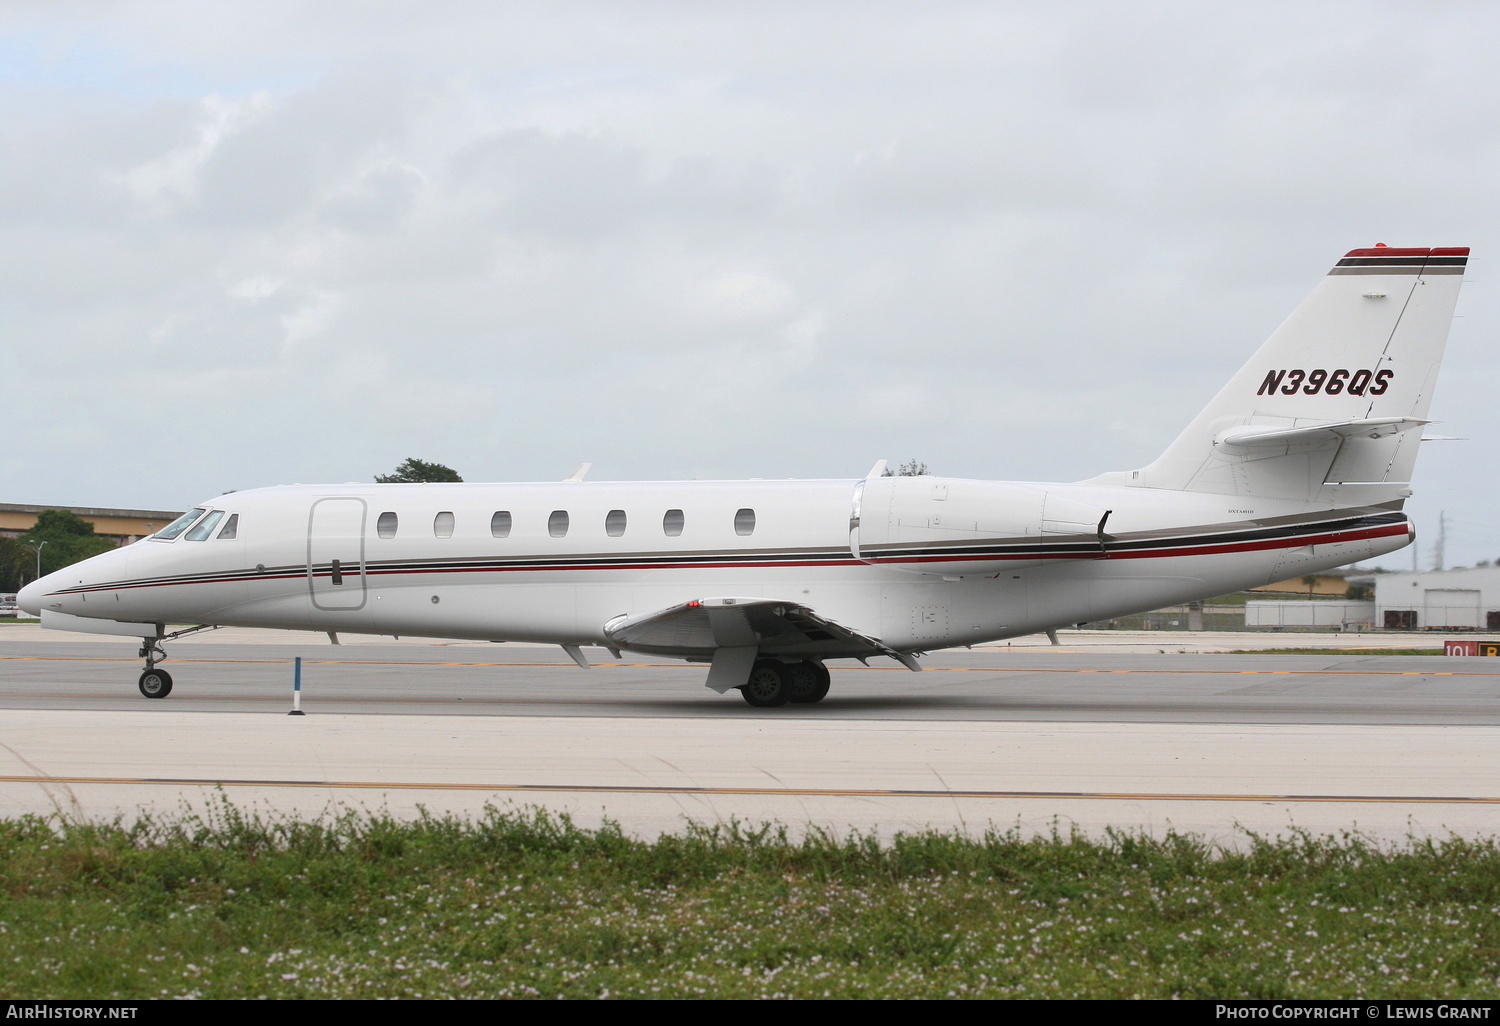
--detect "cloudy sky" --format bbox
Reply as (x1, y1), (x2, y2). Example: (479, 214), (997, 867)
(3, 1), (1496, 568)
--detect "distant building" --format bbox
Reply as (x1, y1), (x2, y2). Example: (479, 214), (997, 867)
(1358, 567), (1500, 630)
(0, 503), (182, 547)
(1245, 600), (1375, 631)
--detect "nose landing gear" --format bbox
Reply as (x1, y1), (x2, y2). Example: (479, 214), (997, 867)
(132, 624), (219, 699)
(138, 641), (173, 699)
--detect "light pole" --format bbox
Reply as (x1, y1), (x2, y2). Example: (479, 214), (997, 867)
(25, 540), (47, 582)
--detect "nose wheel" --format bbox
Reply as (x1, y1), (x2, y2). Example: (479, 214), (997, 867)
(137, 640), (172, 699)
(138, 668), (173, 699)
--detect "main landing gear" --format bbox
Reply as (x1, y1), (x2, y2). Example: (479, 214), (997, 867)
(738, 659), (831, 707)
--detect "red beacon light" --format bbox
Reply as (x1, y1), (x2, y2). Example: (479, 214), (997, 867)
(1374, 242), (1387, 247)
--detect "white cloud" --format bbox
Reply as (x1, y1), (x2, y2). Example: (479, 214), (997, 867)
(278, 288), (341, 350)
(110, 91), (272, 213)
(227, 275), (284, 301)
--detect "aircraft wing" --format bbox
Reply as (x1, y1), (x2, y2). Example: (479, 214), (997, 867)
(603, 597), (918, 691)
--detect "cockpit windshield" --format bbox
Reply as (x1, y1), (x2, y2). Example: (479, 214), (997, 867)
(153, 508), (207, 541)
(184, 510), (226, 541)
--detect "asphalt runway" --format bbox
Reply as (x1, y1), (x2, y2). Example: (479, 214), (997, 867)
(2, 627), (1498, 844)
(3, 635), (1498, 724)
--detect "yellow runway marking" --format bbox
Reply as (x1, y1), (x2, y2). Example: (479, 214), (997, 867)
(1, 774), (1496, 804)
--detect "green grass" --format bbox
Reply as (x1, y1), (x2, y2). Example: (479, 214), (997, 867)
(2, 803), (1498, 999)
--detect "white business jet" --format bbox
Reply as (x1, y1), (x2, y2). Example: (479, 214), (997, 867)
(19, 245), (1468, 705)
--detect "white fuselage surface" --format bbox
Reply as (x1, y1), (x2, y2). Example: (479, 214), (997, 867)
(30, 477), (1408, 648)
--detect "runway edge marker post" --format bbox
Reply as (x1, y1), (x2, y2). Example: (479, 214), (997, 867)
(289, 656), (305, 716)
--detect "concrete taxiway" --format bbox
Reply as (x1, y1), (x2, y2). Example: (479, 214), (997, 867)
(1, 626), (1497, 844)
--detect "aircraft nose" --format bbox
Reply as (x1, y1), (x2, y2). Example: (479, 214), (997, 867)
(17, 578), (45, 615)
(18, 544), (136, 618)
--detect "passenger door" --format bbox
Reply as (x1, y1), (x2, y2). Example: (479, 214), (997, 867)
(307, 497), (368, 611)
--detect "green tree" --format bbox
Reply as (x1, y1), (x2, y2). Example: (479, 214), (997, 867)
(0, 536), (32, 592)
(375, 458), (464, 484)
(882, 459), (930, 477)
(19, 510), (117, 579)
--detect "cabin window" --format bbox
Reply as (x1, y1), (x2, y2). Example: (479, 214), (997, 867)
(216, 514), (239, 540)
(376, 512), (398, 539)
(663, 509), (684, 537)
(605, 509), (627, 537)
(154, 508), (206, 541)
(735, 508), (756, 536)
(548, 510), (570, 538)
(491, 511), (512, 538)
(434, 511), (455, 539)
(184, 510), (225, 541)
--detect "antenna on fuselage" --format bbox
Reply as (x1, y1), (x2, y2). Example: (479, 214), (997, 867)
(565, 463), (592, 482)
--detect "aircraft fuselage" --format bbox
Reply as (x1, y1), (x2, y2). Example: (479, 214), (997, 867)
(32, 475), (1409, 651)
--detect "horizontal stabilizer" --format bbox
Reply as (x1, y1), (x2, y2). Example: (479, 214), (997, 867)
(1215, 417), (1427, 451)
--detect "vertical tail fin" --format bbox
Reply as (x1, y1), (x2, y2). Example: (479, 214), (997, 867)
(1136, 245), (1468, 506)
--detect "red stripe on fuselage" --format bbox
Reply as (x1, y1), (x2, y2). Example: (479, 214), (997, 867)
(866, 521), (1407, 566)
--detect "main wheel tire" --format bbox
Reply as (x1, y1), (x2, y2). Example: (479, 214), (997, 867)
(786, 661), (831, 704)
(739, 661), (790, 707)
(138, 669), (173, 699)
